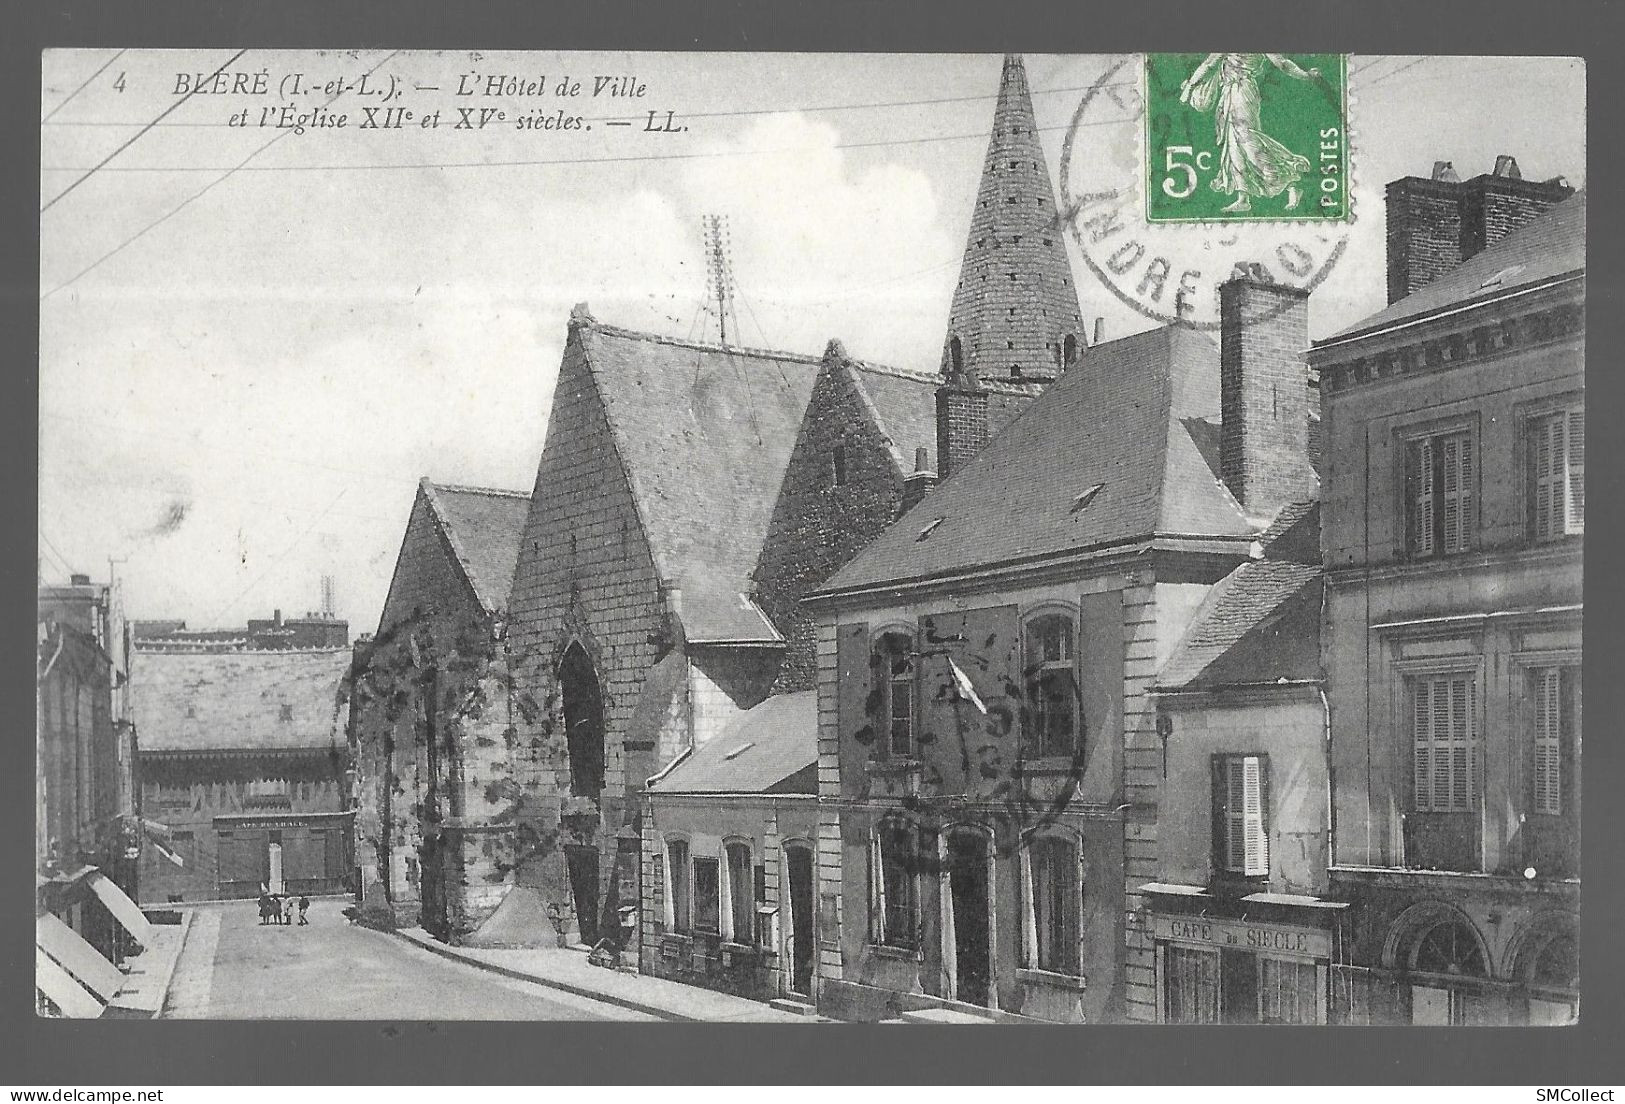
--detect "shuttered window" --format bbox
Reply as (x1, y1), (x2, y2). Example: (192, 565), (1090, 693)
(724, 842), (753, 942)
(1259, 956), (1320, 1024)
(1024, 834), (1082, 974)
(1164, 945), (1221, 1024)
(1412, 674), (1478, 813)
(1530, 666), (1579, 817)
(871, 818), (918, 949)
(1529, 406), (1584, 540)
(874, 632), (915, 757)
(1213, 754), (1270, 877)
(1406, 430), (1474, 557)
(666, 839), (690, 933)
(1024, 614), (1079, 758)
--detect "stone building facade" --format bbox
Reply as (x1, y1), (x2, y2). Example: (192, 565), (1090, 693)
(133, 626), (353, 903)
(808, 272), (1320, 1021)
(350, 480), (530, 939)
(1311, 179), (1583, 1025)
(641, 692), (820, 1002)
(1143, 502), (1343, 1024)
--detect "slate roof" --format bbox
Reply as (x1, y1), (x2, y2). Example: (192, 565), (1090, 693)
(1155, 502), (1322, 691)
(819, 326), (1254, 593)
(647, 690), (817, 795)
(842, 356), (940, 471)
(1322, 190), (1586, 345)
(420, 480), (531, 614)
(576, 317), (826, 643)
(133, 647), (351, 753)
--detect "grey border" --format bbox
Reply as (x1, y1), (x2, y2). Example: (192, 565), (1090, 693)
(9, 0), (1620, 1086)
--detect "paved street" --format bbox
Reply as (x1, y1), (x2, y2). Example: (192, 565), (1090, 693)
(164, 897), (655, 1020)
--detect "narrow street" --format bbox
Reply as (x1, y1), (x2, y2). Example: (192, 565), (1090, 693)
(163, 898), (655, 1020)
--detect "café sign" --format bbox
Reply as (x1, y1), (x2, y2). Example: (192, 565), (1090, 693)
(1153, 914), (1330, 958)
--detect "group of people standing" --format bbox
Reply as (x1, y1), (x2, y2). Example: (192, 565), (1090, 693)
(258, 889), (310, 925)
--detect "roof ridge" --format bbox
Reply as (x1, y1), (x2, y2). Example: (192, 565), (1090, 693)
(580, 316), (827, 366)
(425, 480), (531, 500)
(844, 359), (937, 385)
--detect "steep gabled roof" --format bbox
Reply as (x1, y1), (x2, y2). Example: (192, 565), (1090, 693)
(1322, 190), (1586, 345)
(648, 691), (816, 795)
(820, 326), (1253, 594)
(575, 317), (822, 642)
(133, 647), (351, 752)
(840, 354), (939, 472)
(420, 481), (531, 615)
(1155, 502), (1322, 692)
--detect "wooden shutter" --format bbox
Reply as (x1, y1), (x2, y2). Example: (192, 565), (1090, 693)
(1533, 668), (1563, 816)
(836, 621), (872, 795)
(1532, 413), (1560, 539)
(1566, 408), (1584, 532)
(1440, 433), (1473, 554)
(1408, 439), (1435, 557)
(1225, 758), (1248, 872)
(1246, 756), (1271, 877)
(869, 826), (886, 943)
(1415, 675), (1476, 813)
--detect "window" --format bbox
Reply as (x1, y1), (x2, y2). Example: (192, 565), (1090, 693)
(1530, 666), (1580, 817)
(724, 841), (753, 942)
(1024, 834), (1082, 974)
(666, 839), (690, 933)
(1023, 613), (1078, 758)
(1529, 405), (1584, 540)
(1405, 430), (1474, 557)
(1412, 674), (1478, 813)
(1259, 957), (1320, 1024)
(831, 445), (847, 487)
(1212, 754), (1270, 877)
(279, 703), (294, 721)
(873, 631), (915, 757)
(1164, 945), (1220, 1023)
(870, 818), (919, 949)
(693, 857), (721, 934)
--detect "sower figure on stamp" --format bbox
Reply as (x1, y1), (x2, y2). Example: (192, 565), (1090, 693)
(1180, 53), (1317, 213)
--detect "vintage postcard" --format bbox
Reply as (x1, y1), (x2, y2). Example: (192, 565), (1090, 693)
(37, 49), (1583, 1029)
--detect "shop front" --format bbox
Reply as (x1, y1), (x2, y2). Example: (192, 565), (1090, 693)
(1145, 889), (1346, 1024)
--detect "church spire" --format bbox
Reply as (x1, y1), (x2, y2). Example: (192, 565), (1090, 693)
(939, 54), (1086, 386)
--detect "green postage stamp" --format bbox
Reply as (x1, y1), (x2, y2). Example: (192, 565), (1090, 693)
(1144, 53), (1349, 222)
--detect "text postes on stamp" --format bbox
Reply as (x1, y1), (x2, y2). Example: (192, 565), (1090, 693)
(1059, 54), (1352, 330)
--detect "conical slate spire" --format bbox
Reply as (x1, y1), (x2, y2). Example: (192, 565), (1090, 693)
(939, 54), (1086, 385)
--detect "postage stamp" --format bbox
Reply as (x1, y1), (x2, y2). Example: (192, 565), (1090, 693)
(1145, 53), (1349, 223)
(1058, 53), (1353, 330)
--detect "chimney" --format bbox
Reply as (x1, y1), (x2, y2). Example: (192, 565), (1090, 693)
(70, 573), (91, 586)
(1386, 155), (1574, 303)
(936, 378), (988, 483)
(273, 608), (283, 628)
(1219, 272), (1315, 521)
(1092, 317), (1105, 347)
(901, 446), (938, 515)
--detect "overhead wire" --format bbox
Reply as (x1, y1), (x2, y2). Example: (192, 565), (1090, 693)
(41, 49), (126, 124)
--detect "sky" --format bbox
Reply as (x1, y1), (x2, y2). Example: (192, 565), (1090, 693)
(38, 51), (1586, 633)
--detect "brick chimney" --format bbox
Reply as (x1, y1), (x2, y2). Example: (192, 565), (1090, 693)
(935, 378), (988, 483)
(901, 446), (938, 514)
(1385, 155), (1574, 303)
(1219, 273), (1316, 521)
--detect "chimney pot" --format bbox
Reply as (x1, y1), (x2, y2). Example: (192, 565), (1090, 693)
(1493, 154), (1521, 179)
(1431, 160), (1459, 182)
(914, 446), (931, 473)
(1092, 317), (1105, 345)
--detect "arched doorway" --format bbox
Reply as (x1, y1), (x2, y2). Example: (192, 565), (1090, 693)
(559, 643), (605, 800)
(1393, 910), (1491, 1025)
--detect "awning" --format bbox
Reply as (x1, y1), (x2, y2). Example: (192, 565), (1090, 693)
(88, 872), (155, 948)
(1241, 892), (1350, 910)
(1138, 882), (1212, 897)
(36, 912), (122, 1001)
(35, 948), (106, 1019)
